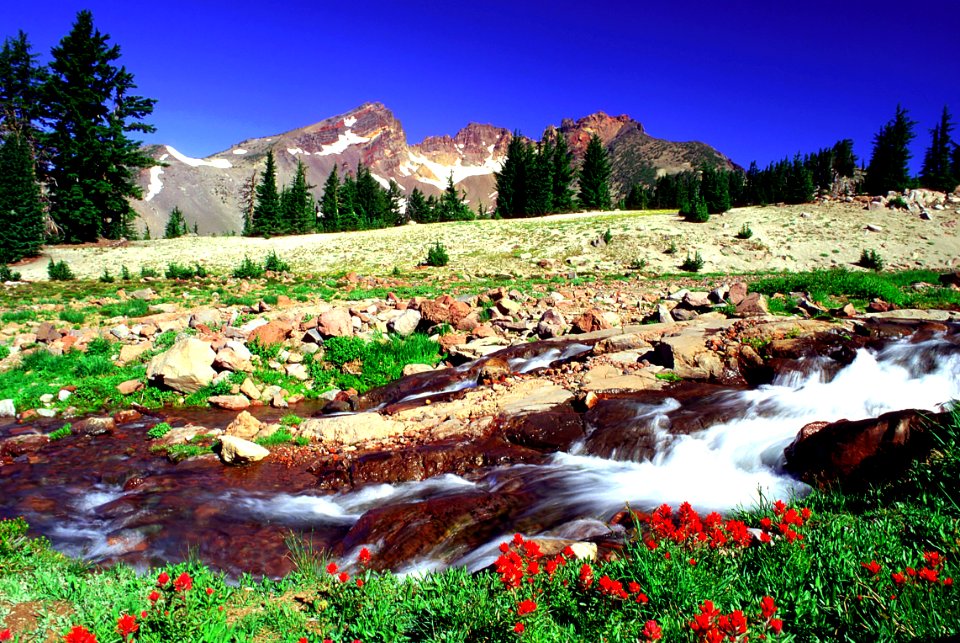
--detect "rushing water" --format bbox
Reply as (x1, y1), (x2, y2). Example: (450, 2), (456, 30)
(1, 333), (958, 576)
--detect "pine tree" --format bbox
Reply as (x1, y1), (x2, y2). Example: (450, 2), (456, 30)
(386, 180), (404, 226)
(831, 139), (857, 178)
(625, 184), (646, 210)
(320, 165), (340, 232)
(405, 187), (430, 223)
(578, 134), (612, 211)
(550, 131), (575, 212)
(281, 160), (315, 234)
(436, 174), (473, 222)
(239, 171), (257, 236)
(526, 139), (553, 216)
(338, 173), (360, 232)
(43, 10), (156, 241)
(164, 206), (187, 239)
(354, 162), (386, 229)
(0, 31), (47, 146)
(864, 105), (917, 195)
(0, 132), (44, 263)
(786, 155), (815, 204)
(495, 132), (529, 218)
(700, 165), (731, 214)
(920, 106), (957, 193)
(251, 151), (280, 235)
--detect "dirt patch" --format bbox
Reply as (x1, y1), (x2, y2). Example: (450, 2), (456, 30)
(0, 600), (73, 642)
(13, 202), (960, 281)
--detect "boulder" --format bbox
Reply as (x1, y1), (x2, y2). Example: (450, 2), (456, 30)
(118, 343), (151, 366)
(0, 399), (15, 417)
(536, 309), (566, 338)
(784, 409), (949, 488)
(247, 320), (293, 346)
(728, 282), (749, 305)
(146, 338), (217, 393)
(208, 395), (250, 411)
(299, 413), (405, 446)
(240, 378), (261, 400)
(225, 410), (263, 439)
(734, 293), (769, 317)
(219, 435), (269, 465)
(129, 288), (156, 301)
(389, 309), (421, 337)
(190, 309), (221, 329)
(317, 308), (354, 338)
(74, 416), (116, 436)
(571, 308), (612, 334)
(35, 322), (61, 343)
(116, 379), (144, 395)
(654, 333), (724, 380)
(402, 363), (434, 376)
(285, 363), (309, 381)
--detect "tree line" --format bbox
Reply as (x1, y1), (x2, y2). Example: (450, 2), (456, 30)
(0, 11), (155, 264)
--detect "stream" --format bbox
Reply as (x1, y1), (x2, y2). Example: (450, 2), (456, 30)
(1, 330), (958, 578)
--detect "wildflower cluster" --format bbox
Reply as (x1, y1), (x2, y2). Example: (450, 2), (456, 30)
(494, 533), (575, 590)
(861, 550), (954, 601)
(688, 596), (783, 642)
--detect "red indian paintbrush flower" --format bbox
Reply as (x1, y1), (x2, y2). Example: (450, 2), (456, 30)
(0, 628), (12, 641)
(157, 571), (169, 586)
(358, 547), (372, 566)
(326, 562), (339, 574)
(63, 626), (97, 643)
(116, 614), (138, 639)
(861, 560), (881, 576)
(513, 622), (525, 634)
(173, 572), (193, 592)
(517, 599), (537, 616)
(760, 595), (777, 618)
(642, 620), (663, 641)
(148, 590), (160, 603)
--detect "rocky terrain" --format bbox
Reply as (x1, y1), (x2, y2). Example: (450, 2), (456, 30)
(130, 102), (733, 236)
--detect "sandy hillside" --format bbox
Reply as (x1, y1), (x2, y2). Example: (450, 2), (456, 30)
(13, 201), (960, 281)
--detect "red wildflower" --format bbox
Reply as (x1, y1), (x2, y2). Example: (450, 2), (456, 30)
(579, 563), (593, 587)
(513, 622), (524, 634)
(526, 560), (540, 576)
(772, 500), (787, 516)
(513, 533), (524, 545)
(689, 558), (697, 566)
(326, 562), (338, 574)
(906, 567), (917, 577)
(636, 593), (649, 604)
(298, 638), (308, 643)
(891, 572), (906, 587)
(157, 571), (170, 586)
(522, 540), (542, 559)
(356, 579), (364, 588)
(760, 532), (772, 544)
(116, 614), (138, 639)
(148, 590), (160, 603)
(769, 618), (783, 634)
(924, 551), (943, 568)
(63, 626), (97, 643)
(664, 552), (671, 560)
(206, 587), (214, 595)
(944, 577), (953, 587)
(173, 572), (193, 592)
(517, 599), (537, 615)
(919, 567), (939, 583)
(759, 517), (772, 530)
(562, 546), (575, 559)
(642, 619), (663, 641)
(628, 581), (642, 594)
(499, 542), (510, 553)
(358, 547), (372, 566)
(0, 629), (11, 642)
(140, 611), (146, 619)
(760, 595), (777, 619)
(801, 507), (812, 521)
(338, 572), (349, 583)
(545, 559), (558, 577)
(861, 560), (881, 576)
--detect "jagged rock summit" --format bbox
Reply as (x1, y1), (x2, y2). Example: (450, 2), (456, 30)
(133, 103), (733, 235)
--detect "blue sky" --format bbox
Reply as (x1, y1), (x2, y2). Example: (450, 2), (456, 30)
(5, 1), (959, 171)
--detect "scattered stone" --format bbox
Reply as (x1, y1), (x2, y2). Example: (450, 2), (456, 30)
(74, 416), (116, 436)
(240, 378), (261, 400)
(110, 324), (132, 340)
(146, 337), (217, 394)
(299, 413), (405, 446)
(0, 399), (16, 417)
(865, 224), (883, 232)
(317, 308), (354, 337)
(389, 309), (421, 337)
(219, 435), (269, 465)
(285, 363), (309, 381)
(535, 309), (566, 338)
(129, 288), (156, 300)
(402, 363), (434, 376)
(728, 282), (749, 305)
(116, 379), (144, 395)
(734, 293), (769, 317)
(225, 410), (262, 439)
(571, 308), (612, 333)
(208, 395), (251, 411)
(118, 343), (151, 365)
(247, 320), (293, 346)
(35, 322), (61, 343)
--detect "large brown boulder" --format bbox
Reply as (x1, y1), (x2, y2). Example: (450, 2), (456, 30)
(571, 308), (612, 334)
(317, 308), (354, 338)
(247, 320), (293, 346)
(783, 409), (949, 488)
(146, 338), (217, 393)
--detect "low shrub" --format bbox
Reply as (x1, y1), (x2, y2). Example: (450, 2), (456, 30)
(232, 256), (264, 279)
(59, 309), (86, 324)
(425, 241), (449, 267)
(664, 240), (678, 255)
(140, 266), (160, 279)
(2, 309), (37, 323)
(147, 422), (172, 439)
(859, 248), (885, 271)
(681, 251), (705, 272)
(263, 251), (290, 273)
(602, 228), (613, 244)
(98, 268), (115, 283)
(165, 263), (205, 280)
(0, 265), (21, 281)
(47, 259), (75, 281)
(120, 265), (132, 281)
(48, 424), (72, 440)
(736, 223), (753, 239)
(887, 195), (908, 209)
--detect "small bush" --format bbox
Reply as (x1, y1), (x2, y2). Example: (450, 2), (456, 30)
(264, 251), (290, 273)
(255, 428), (295, 447)
(887, 196), (908, 209)
(425, 241), (449, 267)
(48, 424), (72, 441)
(0, 265), (22, 281)
(279, 413), (302, 427)
(602, 228), (613, 245)
(664, 240), (678, 255)
(59, 309), (88, 326)
(140, 266), (159, 278)
(0, 344), (9, 360)
(147, 422), (172, 439)
(232, 256), (264, 279)
(73, 355), (115, 378)
(165, 262), (197, 280)
(98, 268), (115, 283)
(681, 251), (705, 273)
(85, 337), (113, 357)
(2, 309), (37, 323)
(120, 265), (132, 281)
(47, 259), (75, 281)
(736, 223), (754, 239)
(859, 248), (885, 271)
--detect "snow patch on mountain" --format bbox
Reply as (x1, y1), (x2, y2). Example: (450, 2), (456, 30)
(166, 145), (232, 169)
(343, 116), (357, 127)
(233, 149), (247, 155)
(145, 166), (164, 201)
(287, 147), (310, 156)
(316, 130), (371, 156)
(405, 151), (503, 189)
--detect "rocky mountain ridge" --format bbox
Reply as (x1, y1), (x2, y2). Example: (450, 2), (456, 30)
(132, 102), (734, 236)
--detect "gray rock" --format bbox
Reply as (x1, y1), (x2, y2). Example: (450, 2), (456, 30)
(0, 399), (16, 417)
(389, 309), (422, 337)
(219, 435), (269, 465)
(146, 337), (217, 393)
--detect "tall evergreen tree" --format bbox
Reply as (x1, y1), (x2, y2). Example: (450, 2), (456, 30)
(338, 173), (360, 232)
(354, 162), (386, 229)
(239, 171), (257, 236)
(526, 139), (553, 216)
(250, 151), (280, 235)
(550, 132), (575, 212)
(436, 174), (474, 222)
(405, 187), (431, 224)
(700, 164), (731, 214)
(831, 139), (857, 178)
(578, 134), (612, 211)
(0, 31), (46, 145)
(864, 105), (917, 195)
(163, 206), (187, 239)
(0, 132), (44, 263)
(43, 10), (156, 241)
(386, 180), (404, 226)
(786, 155), (815, 204)
(495, 131), (529, 218)
(320, 165), (340, 232)
(281, 160), (315, 233)
(920, 106), (957, 193)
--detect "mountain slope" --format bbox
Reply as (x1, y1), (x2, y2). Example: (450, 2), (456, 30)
(132, 103), (733, 236)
